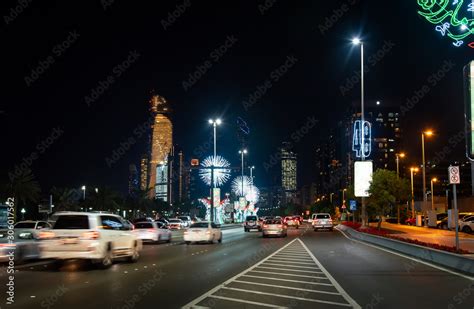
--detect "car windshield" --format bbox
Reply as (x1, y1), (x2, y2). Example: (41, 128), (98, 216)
(265, 220), (282, 224)
(437, 214), (448, 220)
(190, 223), (210, 228)
(246, 216), (257, 221)
(135, 222), (153, 229)
(14, 222), (36, 229)
(169, 219), (181, 223)
(53, 215), (90, 229)
(178, 217), (188, 220)
(316, 214), (330, 219)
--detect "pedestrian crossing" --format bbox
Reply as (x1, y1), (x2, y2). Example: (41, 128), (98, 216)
(182, 238), (360, 309)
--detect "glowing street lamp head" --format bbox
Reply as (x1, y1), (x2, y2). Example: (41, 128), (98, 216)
(239, 149), (248, 155)
(208, 119), (213, 124)
(432, 177), (438, 183)
(216, 119), (222, 125)
(424, 130), (434, 137)
(398, 153), (406, 158)
(410, 167), (419, 172)
(352, 38), (361, 45)
(81, 185), (86, 190)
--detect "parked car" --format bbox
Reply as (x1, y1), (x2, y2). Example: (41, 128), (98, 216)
(0, 230), (40, 263)
(178, 216), (192, 227)
(39, 212), (142, 269)
(184, 222), (222, 244)
(262, 218), (287, 238)
(460, 215), (474, 234)
(168, 218), (184, 230)
(284, 216), (300, 229)
(133, 221), (172, 243)
(312, 213), (333, 231)
(244, 215), (261, 232)
(438, 212), (474, 230)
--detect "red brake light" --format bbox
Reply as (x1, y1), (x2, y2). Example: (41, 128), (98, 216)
(277, 225), (283, 228)
(39, 231), (55, 239)
(82, 231), (100, 240)
(263, 225), (268, 228)
(148, 229), (155, 233)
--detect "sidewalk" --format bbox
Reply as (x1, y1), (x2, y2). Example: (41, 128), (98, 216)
(370, 222), (474, 253)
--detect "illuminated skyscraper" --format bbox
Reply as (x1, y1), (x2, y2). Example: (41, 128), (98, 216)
(281, 142), (297, 202)
(148, 94), (173, 200)
(140, 156), (148, 191)
(128, 164), (139, 195)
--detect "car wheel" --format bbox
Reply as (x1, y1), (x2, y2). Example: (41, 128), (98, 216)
(127, 242), (139, 263)
(244, 228), (248, 232)
(157, 234), (162, 243)
(97, 245), (113, 269)
(218, 235), (222, 243)
(314, 228), (318, 232)
(185, 241), (191, 245)
(329, 228), (334, 231)
(462, 226), (472, 233)
(262, 234), (267, 238)
(166, 235), (171, 243)
(296, 225), (299, 229)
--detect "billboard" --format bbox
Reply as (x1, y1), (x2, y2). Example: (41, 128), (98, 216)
(155, 163), (168, 201)
(464, 61), (474, 160)
(213, 188), (220, 208)
(354, 161), (373, 197)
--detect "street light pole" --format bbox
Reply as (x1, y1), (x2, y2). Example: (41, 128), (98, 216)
(249, 166), (255, 184)
(421, 131), (433, 215)
(81, 185), (86, 200)
(208, 119), (222, 222)
(239, 149), (247, 197)
(431, 178), (437, 211)
(396, 153), (405, 178)
(352, 37), (367, 227)
(410, 167), (419, 218)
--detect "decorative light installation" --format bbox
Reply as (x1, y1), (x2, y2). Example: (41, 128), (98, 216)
(245, 185), (260, 204)
(417, 0), (474, 48)
(199, 155), (231, 187)
(231, 176), (252, 196)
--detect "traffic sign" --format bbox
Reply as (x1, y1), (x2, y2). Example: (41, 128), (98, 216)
(448, 166), (460, 185)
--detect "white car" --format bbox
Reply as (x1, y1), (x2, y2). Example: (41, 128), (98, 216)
(39, 212), (142, 268)
(184, 222), (222, 244)
(178, 216), (192, 227)
(14, 221), (52, 238)
(168, 218), (185, 230)
(133, 221), (172, 243)
(312, 213), (334, 231)
(460, 215), (474, 234)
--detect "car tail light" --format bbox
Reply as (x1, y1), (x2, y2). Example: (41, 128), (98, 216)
(263, 225), (268, 228)
(39, 231), (55, 239)
(147, 229), (155, 233)
(82, 231), (100, 240)
(206, 230), (211, 234)
(0, 243), (16, 248)
(277, 225), (283, 228)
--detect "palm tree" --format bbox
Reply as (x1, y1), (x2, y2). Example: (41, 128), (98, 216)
(9, 169), (41, 219)
(91, 186), (121, 212)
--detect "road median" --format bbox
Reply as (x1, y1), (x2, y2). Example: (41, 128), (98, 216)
(337, 224), (474, 276)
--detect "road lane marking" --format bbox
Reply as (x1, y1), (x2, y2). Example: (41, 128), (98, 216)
(249, 270), (328, 279)
(182, 238), (360, 308)
(298, 239), (362, 308)
(232, 280), (341, 295)
(336, 227), (474, 281)
(206, 295), (286, 308)
(241, 274), (333, 286)
(221, 287), (352, 307)
(256, 266), (324, 274)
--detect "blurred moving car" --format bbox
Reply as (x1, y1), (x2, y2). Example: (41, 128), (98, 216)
(312, 213), (333, 231)
(178, 216), (192, 228)
(184, 222), (222, 244)
(244, 215), (261, 232)
(0, 230), (40, 263)
(262, 218), (287, 238)
(460, 215), (474, 234)
(168, 218), (184, 230)
(14, 221), (52, 238)
(39, 212), (141, 269)
(133, 221), (172, 243)
(155, 217), (170, 227)
(284, 216), (300, 229)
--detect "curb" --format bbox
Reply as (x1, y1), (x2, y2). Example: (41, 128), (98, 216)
(337, 224), (474, 276)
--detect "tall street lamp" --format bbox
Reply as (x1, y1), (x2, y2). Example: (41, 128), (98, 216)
(352, 37), (367, 227)
(431, 177), (438, 211)
(395, 153), (406, 178)
(239, 149), (248, 197)
(410, 167), (419, 218)
(81, 185), (86, 200)
(421, 130), (434, 204)
(249, 166), (255, 184)
(208, 118), (222, 158)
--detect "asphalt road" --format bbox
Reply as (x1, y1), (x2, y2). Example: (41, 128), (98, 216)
(3, 225), (474, 309)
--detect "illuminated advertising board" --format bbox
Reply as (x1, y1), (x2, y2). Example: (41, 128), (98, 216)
(354, 161), (373, 197)
(352, 120), (372, 158)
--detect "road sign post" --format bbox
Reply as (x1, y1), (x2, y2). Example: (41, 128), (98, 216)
(448, 166), (460, 253)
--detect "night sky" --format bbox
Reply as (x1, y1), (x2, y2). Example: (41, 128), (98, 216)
(1, 1), (473, 194)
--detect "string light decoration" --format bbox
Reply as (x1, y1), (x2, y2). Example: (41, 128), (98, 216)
(199, 155), (231, 187)
(417, 0), (474, 48)
(231, 176), (260, 203)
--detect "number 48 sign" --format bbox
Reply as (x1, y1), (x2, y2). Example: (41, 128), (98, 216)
(448, 166), (461, 185)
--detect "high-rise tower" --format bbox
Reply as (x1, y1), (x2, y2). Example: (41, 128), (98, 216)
(148, 94), (173, 199)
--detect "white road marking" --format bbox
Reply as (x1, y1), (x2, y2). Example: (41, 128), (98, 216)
(221, 287), (352, 307)
(232, 280), (341, 295)
(336, 227), (474, 281)
(182, 238), (360, 308)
